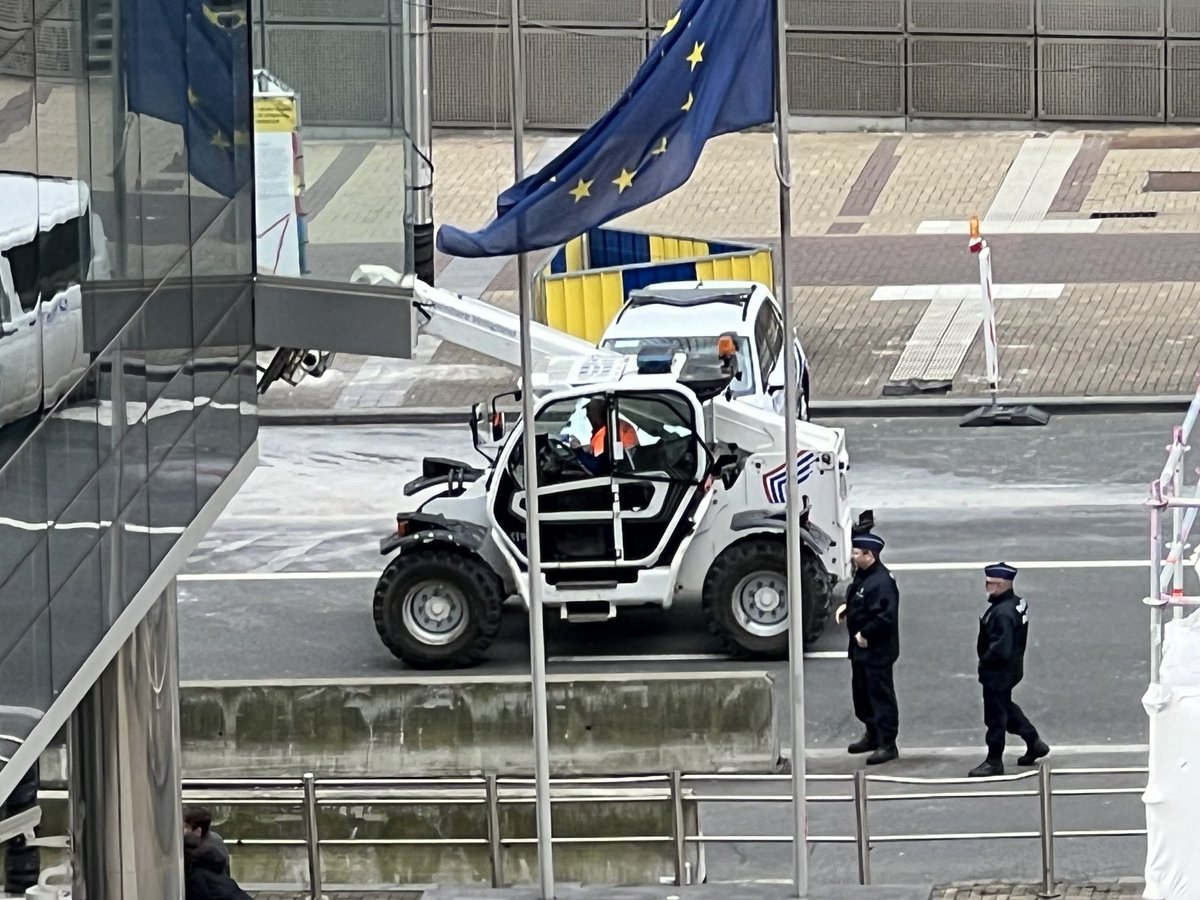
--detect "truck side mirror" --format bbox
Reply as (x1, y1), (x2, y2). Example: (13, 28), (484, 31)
(490, 410), (507, 442)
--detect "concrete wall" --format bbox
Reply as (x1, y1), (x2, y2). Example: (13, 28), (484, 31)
(176, 672), (779, 777)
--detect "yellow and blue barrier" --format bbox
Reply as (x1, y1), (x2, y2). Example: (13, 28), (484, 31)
(535, 226), (774, 344)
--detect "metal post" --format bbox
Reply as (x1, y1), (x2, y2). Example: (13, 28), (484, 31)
(485, 773), (504, 888)
(508, 2), (554, 897)
(302, 772), (322, 900)
(401, 0), (434, 283)
(110, 0), (128, 279)
(1038, 762), (1055, 895)
(853, 770), (871, 886)
(670, 771), (687, 886)
(773, 1), (808, 897)
(1150, 503), (1164, 683)
(1171, 427), (1185, 620)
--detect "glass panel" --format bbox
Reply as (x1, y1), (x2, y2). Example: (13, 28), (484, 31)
(48, 543), (105, 693)
(0, 541), (50, 668)
(0, 605), (54, 753)
(0, 426), (49, 594)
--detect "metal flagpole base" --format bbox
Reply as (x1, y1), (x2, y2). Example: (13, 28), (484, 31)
(959, 403), (1051, 427)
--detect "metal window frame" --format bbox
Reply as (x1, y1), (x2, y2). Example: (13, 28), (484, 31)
(907, 33), (1036, 119)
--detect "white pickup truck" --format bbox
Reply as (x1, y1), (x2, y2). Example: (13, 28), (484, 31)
(598, 280), (811, 420)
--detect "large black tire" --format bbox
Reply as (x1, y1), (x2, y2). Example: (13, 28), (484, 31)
(372, 546), (504, 669)
(702, 538), (829, 659)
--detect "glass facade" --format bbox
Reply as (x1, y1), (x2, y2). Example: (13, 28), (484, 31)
(0, 0), (257, 787)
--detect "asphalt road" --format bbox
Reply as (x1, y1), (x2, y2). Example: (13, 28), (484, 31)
(177, 413), (1179, 886)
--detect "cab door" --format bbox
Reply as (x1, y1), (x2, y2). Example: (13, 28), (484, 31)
(611, 391), (706, 567)
(490, 392), (621, 570)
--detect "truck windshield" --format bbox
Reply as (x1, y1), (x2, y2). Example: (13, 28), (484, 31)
(599, 335), (755, 396)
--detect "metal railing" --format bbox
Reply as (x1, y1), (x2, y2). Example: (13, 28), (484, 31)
(39, 762), (1137, 896)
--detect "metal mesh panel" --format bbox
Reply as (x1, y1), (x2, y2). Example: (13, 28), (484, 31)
(0, 0), (30, 28)
(522, 0), (644, 26)
(265, 25), (391, 125)
(264, 0), (387, 22)
(1037, 0), (1165, 36)
(787, 0), (904, 32)
(524, 27), (645, 128)
(1038, 38), (1165, 121)
(0, 27), (32, 75)
(430, 0), (507, 24)
(909, 36), (1033, 117)
(647, 0), (676, 27)
(788, 33), (904, 115)
(34, 0), (78, 22)
(1169, 0), (1200, 36)
(1168, 39), (1200, 119)
(432, 26), (512, 126)
(252, 23), (263, 67)
(907, 0), (1034, 34)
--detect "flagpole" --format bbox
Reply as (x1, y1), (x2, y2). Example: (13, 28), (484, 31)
(773, 0), (809, 896)
(508, 1), (555, 897)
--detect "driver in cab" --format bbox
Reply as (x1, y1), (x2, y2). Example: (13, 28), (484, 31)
(569, 397), (637, 474)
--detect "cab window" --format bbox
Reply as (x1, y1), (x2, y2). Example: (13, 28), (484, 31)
(612, 393), (701, 483)
(754, 303), (782, 383)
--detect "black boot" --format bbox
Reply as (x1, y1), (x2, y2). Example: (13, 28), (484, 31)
(969, 758), (1004, 777)
(865, 744), (898, 765)
(847, 733), (877, 754)
(1017, 739), (1050, 766)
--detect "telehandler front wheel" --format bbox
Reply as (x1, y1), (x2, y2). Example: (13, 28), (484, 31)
(373, 546), (503, 668)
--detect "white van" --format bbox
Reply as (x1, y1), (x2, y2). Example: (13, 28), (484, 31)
(0, 172), (111, 427)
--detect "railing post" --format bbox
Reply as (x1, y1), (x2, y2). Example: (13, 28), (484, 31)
(485, 773), (504, 888)
(302, 772), (323, 900)
(853, 770), (871, 885)
(670, 771), (687, 886)
(1039, 762), (1055, 895)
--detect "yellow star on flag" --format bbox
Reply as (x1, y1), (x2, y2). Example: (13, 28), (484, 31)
(613, 168), (636, 194)
(569, 177), (594, 202)
(681, 92), (694, 112)
(686, 41), (705, 70)
(187, 87), (199, 107)
(661, 9), (681, 36)
(211, 130), (232, 150)
(233, 129), (250, 146)
(652, 137), (668, 156)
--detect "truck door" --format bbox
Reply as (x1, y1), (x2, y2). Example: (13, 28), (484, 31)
(491, 392), (620, 568)
(611, 391), (706, 567)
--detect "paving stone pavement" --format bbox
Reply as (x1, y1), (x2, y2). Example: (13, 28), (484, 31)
(257, 125), (1200, 413)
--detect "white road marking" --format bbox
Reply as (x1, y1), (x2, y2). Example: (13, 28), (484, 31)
(872, 284), (1063, 302)
(547, 652), (849, 663)
(893, 135), (1088, 384)
(916, 219), (1100, 235)
(177, 559), (1151, 583)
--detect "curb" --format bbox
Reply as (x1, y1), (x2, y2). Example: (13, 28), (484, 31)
(259, 394), (1195, 426)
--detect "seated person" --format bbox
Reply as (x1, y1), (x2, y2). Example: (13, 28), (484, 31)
(569, 397), (637, 474)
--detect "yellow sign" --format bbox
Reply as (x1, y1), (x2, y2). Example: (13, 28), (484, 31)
(254, 96), (297, 132)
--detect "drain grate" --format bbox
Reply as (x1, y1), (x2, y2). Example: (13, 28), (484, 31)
(1088, 210), (1158, 219)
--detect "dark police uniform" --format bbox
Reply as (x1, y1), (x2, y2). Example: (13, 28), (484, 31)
(971, 562), (1049, 777)
(844, 532), (901, 763)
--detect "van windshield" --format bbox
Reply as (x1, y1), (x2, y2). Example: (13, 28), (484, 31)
(599, 335), (755, 396)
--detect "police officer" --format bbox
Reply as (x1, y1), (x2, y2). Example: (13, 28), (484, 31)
(835, 532), (900, 765)
(970, 562), (1051, 777)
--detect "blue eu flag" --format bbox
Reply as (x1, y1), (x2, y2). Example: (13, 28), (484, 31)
(121, 0), (252, 199)
(436, 0), (776, 259)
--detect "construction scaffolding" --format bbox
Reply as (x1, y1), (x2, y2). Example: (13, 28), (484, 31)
(1144, 379), (1200, 900)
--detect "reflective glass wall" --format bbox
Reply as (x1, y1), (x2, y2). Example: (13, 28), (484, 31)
(0, 0), (257, 791)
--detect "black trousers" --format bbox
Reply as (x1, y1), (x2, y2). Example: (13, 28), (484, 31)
(982, 684), (1039, 758)
(2, 762), (39, 893)
(851, 660), (899, 746)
